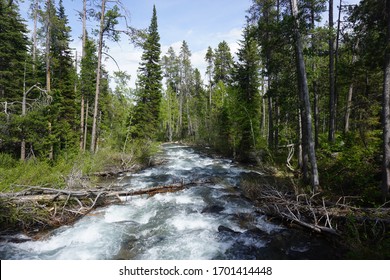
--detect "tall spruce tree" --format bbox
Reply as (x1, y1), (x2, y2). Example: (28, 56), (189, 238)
(50, 0), (77, 152)
(132, 5), (162, 139)
(234, 26), (261, 160)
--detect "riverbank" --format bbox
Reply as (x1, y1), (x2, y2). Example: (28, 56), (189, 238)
(0, 142), (161, 237)
(189, 142), (390, 259)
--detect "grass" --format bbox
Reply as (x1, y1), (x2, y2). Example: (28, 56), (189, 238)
(0, 139), (159, 193)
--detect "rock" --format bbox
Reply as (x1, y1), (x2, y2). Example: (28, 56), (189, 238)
(201, 205), (225, 214)
(218, 225), (239, 234)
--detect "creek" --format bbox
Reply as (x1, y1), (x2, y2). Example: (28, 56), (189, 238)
(0, 144), (340, 259)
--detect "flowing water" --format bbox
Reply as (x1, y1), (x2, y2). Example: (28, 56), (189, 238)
(0, 144), (340, 260)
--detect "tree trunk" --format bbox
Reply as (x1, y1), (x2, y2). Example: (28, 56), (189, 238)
(290, 0), (320, 191)
(80, 0), (87, 151)
(382, 0), (390, 199)
(46, 0), (53, 160)
(344, 41), (358, 134)
(328, 0), (336, 142)
(311, 3), (319, 149)
(344, 82), (354, 133)
(90, 0), (106, 153)
(45, 0), (51, 93)
(32, 0), (38, 73)
(268, 94), (273, 148)
(83, 100), (89, 151)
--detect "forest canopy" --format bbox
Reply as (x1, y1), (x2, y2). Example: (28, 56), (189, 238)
(0, 0), (389, 205)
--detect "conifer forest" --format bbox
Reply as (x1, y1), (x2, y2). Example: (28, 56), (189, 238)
(1, 0), (390, 259)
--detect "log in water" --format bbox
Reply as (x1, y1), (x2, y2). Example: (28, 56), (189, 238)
(0, 144), (340, 260)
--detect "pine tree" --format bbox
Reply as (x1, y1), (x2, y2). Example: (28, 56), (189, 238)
(0, 0), (30, 156)
(50, 0), (77, 152)
(213, 41), (233, 85)
(131, 5), (162, 139)
(234, 26), (261, 160)
(0, 0), (29, 101)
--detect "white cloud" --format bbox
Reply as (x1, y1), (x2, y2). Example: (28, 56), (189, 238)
(101, 26), (244, 89)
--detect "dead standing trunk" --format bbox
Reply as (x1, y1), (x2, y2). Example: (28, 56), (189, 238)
(290, 0), (320, 192)
(90, 0), (106, 154)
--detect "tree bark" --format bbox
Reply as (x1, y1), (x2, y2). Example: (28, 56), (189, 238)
(290, 0), (320, 191)
(90, 0), (106, 153)
(344, 82), (354, 133)
(382, 0), (390, 199)
(328, 0), (336, 142)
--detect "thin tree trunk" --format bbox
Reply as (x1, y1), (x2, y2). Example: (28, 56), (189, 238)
(328, 0), (336, 143)
(261, 75), (267, 138)
(83, 100), (89, 151)
(91, 0), (106, 153)
(314, 82), (319, 148)
(290, 0), (320, 191)
(32, 0), (38, 73)
(344, 82), (354, 133)
(21, 63), (27, 161)
(382, 0), (390, 199)
(80, 0), (87, 151)
(268, 94), (273, 148)
(344, 41), (358, 134)
(275, 97), (280, 149)
(45, 0), (51, 94)
(46, 0), (53, 160)
(311, 2), (319, 149)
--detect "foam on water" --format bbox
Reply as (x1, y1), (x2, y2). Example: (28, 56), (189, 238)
(0, 144), (291, 260)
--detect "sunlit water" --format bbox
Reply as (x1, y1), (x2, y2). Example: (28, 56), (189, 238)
(0, 144), (339, 260)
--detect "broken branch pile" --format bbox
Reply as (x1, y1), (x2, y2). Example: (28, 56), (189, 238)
(254, 185), (390, 236)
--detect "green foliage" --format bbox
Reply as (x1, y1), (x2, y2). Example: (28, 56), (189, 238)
(132, 5), (162, 140)
(344, 215), (390, 259)
(318, 132), (382, 205)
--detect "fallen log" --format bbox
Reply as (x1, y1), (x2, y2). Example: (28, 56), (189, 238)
(0, 180), (210, 233)
(0, 182), (196, 202)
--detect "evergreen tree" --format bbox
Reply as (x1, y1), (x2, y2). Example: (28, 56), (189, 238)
(178, 40), (193, 137)
(131, 5), (162, 139)
(50, 0), (77, 152)
(0, 0), (30, 156)
(234, 26), (262, 160)
(0, 0), (29, 101)
(213, 41), (233, 85)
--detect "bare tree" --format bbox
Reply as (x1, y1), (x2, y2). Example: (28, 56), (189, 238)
(90, 0), (106, 153)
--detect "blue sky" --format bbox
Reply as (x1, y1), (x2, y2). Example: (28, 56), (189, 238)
(19, 0), (252, 87)
(18, 0), (360, 88)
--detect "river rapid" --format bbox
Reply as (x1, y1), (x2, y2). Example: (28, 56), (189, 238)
(0, 144), (340, 260)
